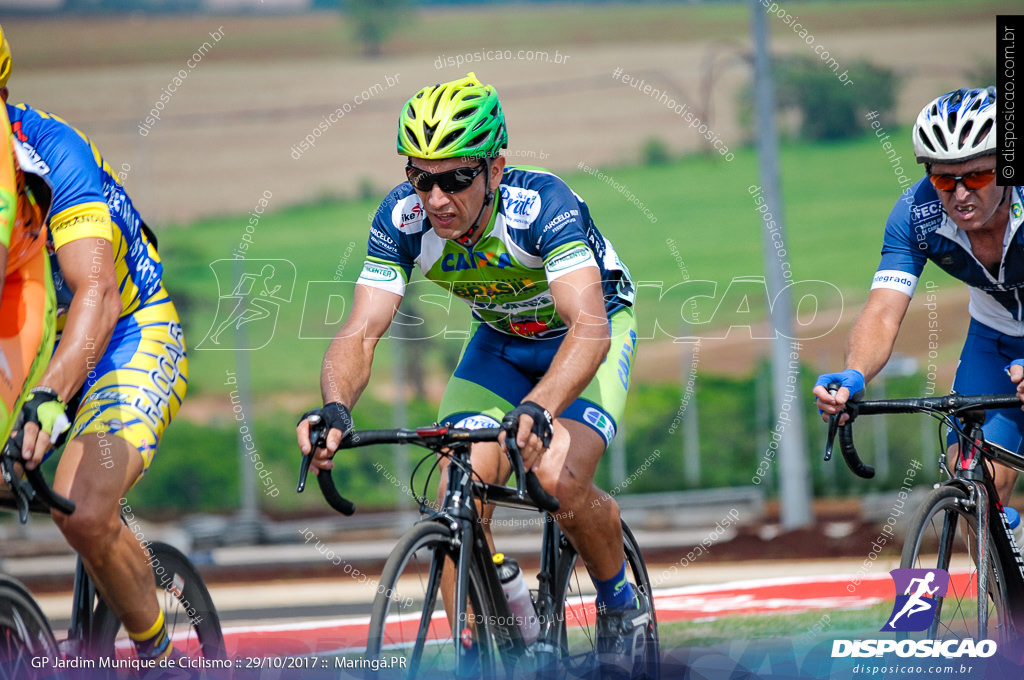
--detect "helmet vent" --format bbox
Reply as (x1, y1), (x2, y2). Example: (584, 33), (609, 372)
(959, 120), (974, 147)
(437, 129), (462, 150)
(424, 123), (436, 145)
(452, 108), (473, 121)
(403, 126), (420, 152)
(973, 119), (993, 147)
(931, 125), (947, 151)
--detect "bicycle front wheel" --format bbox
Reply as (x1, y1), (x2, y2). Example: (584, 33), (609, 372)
(900, 485), (1009, 643)
(366, 521), (501, 678)
(0, 577), (59, 680)
(553, 519), (660, 679)
(92, 541), (225, 661)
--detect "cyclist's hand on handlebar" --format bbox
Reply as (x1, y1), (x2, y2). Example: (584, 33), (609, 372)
(500, 401), (554, 471)
(1004, 360), (1024, 406)
(812, 369), (865, 424)
(14, 387), (71, 470)
(296, 402), (353, 471)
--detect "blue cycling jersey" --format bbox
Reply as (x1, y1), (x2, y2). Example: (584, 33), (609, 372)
(357, 166), (634, 338)
(872, 178), (1024, 336)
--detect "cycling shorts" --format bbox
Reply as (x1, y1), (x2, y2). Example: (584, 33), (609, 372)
(63, 287), (188, 477)
(439, 306), (638, 447)
(0, 245), (56, 442)
(948, 318), (1024, 453)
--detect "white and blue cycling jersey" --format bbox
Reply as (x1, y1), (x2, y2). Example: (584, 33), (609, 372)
(357, 165), (634, 338)
(871, 178), (1024, 336)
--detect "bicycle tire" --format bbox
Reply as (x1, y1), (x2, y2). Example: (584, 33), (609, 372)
(0, 577), (59, 680)
(900, 485), (1010, 643)
(553, 519), (660, 679)
(91, 541), (225, 661)
(366, 521), (501, 678)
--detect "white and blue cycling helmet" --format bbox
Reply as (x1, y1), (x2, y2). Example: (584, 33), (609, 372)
(913, 87), (997, 164)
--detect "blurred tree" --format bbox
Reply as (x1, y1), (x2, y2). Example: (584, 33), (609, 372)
(965, 57), (996, 88)
(738, 56), (898, 142)
(342, 0), (416, 58)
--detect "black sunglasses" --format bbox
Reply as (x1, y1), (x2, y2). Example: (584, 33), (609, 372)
(405, 161), (487, 193)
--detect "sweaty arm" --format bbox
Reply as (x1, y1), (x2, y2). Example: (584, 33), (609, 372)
(524, 265), (611, 416)
(41, 238), (121, 403)
(813, 287), (911, 415)
(297, 283), (402, 464)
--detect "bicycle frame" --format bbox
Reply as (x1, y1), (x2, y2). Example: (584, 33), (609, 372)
(425, 440), (566, 675)
(943, 414), (1024, 637)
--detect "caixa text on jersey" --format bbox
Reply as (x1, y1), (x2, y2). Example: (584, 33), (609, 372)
(293, 277), (842, 342)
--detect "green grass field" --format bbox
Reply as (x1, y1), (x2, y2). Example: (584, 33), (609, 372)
(161, 130), (955, 397)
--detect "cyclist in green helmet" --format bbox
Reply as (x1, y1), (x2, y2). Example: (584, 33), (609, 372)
(298, 72), (651, 673)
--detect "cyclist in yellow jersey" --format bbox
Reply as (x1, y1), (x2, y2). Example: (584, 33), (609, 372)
(1, 25), (188, 663)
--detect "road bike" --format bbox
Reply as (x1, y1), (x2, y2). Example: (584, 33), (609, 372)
(824, 386), (1024, 650)
(0, 435), (225, 678)
(298, 422), (660, 679)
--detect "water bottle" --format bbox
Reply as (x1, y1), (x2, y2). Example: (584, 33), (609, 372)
(493, 553), (539, 645)
(1006, 506), (1021, 530)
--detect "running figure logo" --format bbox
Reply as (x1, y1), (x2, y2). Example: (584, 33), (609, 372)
(198, 259), (296, 350)
(881, 568), (950, 632)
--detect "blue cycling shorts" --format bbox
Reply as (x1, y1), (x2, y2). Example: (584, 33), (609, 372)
(948, 318), (1024, 452)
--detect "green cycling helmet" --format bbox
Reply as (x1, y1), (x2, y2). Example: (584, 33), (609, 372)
(397, 72), (508, 159)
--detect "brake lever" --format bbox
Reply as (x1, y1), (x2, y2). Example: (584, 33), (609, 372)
(296, 416), (327, 494)
(1, 442), (33, 524)
(824, 380), (841, 462)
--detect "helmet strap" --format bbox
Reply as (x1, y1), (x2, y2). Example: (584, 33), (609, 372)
(455, 158), (494, 247)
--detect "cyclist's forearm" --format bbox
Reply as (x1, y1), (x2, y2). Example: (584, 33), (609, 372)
(844, 316), (900, 384)
(524, 326), (609, 416)
(41, 286), (120, 402)
(320, 333), (375, 407)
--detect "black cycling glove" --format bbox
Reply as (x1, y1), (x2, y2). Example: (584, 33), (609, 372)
(298, 402), (354, 448)
(15, 387), (71, 449)
(501, 401), (554, 448)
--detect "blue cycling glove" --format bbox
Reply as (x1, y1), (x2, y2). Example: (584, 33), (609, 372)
(1005, 359), (1024, 376)
(814, 369), (865, 399)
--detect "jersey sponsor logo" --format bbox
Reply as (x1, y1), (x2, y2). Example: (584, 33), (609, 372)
(359, 261), (399, 282)
(12, 137), (51, 175)
(451, 278), (536, 299)
(542, 209), (579, 234)
(392, 196), (426, 233)
(583, 407), (616, 442)
(871, 270), (916, 292)
(509, 319), (550, 337)
(370, 226), (399, 254)
(471, 294), (552, 313)
(499, 186), (541, 228)
(545, 245), (592, 273)
(452, 414), (500, 430)
(910, 200), (942, 223)
(441, 250), (513, 272)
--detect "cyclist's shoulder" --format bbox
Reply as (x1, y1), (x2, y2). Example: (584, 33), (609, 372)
(7, 102), (84, 148)
(500, 165), (578, 201)
(373, 181), (428, 236)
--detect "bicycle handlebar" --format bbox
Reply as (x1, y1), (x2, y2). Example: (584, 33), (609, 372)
(0, 436), (76, 523)
(296, 423), (560, 515)
(823, 385), (1023, 480)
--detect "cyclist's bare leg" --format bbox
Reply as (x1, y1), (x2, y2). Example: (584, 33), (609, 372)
(50, 432), (159, 633)
(535, 419), (624, 580)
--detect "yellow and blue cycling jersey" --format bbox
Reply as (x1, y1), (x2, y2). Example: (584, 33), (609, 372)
(7, 102), (186, 473)
(7, 102), (163, 325)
